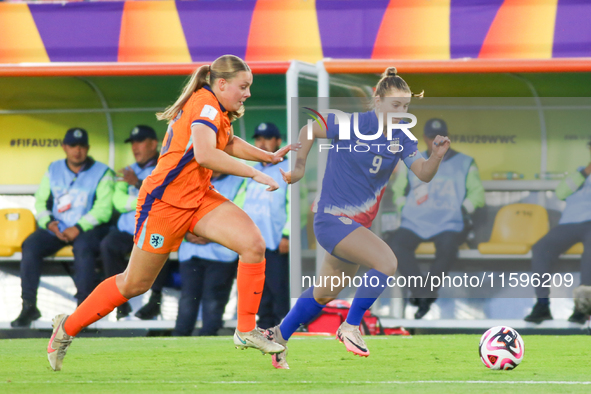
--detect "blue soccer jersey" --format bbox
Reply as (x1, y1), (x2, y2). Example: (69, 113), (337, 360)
(316, 110), (422, 228)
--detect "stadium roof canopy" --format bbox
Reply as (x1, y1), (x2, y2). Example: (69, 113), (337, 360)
(1, 58), (591, 78)
(1, 0), (591, 69)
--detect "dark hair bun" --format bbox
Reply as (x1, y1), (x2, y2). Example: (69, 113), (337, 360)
(383, 67), (398, 77)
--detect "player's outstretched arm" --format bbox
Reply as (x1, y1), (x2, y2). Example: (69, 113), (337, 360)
(223, 135), (297, 164)
(409, 135), (451, 183)
(281, 121), (326, 184)
(192, 124), (279, 191)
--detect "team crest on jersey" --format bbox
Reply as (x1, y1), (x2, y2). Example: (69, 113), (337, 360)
(390, 138), (403, 152)
(200, 105), (218, 121)
(150, 234), (164, 249)
(339, 217), (353, 225)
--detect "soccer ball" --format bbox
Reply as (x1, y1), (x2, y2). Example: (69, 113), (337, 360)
(479, 326), (524, 370)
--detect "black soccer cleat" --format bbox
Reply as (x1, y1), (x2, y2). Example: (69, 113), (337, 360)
(135, 292), (162, 320)
(11, 301), (41, 328)
(116, 302), (132, 320)
(524, 302), (553, 324)
(414, 298), (436, 320)
(568, 309), (589, 325)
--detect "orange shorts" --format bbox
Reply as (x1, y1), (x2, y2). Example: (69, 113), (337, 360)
(133, 188), (228, 254)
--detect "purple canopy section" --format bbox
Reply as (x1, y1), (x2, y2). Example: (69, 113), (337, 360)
(449, 0), (503, 59)
(553, 0), (591, 58)
(21, 1), (591, 63)
(176, 0), (257, 62)
(29, 3), (124, 62)
(316, 0), (390, 59)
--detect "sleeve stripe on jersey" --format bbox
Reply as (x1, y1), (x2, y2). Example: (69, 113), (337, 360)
(192, 119), (218, 133)
(403, 150), (424, 169)
(150, 149), (195, 200)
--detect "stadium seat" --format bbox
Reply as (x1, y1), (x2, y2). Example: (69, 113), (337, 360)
(478, 204), (549, 254)
(415, 242), (435, 254)
(415, 242), (469, 254)
(55, 246), (74, 257)
(0, 208), (36, 257)
(565, 243), (584, 255)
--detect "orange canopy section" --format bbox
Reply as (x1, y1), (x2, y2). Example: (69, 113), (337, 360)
(323, 58), (591, 74)
(0, 61), (291, 77)
(2, 58), (591, 78)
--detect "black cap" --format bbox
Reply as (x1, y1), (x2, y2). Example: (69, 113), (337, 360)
(253, 122), (282, 139)
(424, 118), (448, 138)
(63, 128), (89, 146)
(125, 125), (158, 143)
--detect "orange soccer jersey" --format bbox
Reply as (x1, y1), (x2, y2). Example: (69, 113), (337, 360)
(142, 85), (232, 209)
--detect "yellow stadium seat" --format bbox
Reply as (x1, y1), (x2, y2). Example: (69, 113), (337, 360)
(0, 245), (14, 256)
(415, 242), (435, 254)
(0, 208), (36, 257)
(478, 204), (549, 255)
(415, 242), (469, 254)
(54, 246), (74, 257)
(566, 243), (584, 255)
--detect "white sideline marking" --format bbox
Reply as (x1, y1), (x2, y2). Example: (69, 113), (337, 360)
(2, 381), (591, 385)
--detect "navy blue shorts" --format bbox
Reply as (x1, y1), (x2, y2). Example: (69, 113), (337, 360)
(313, 212), (363, 254)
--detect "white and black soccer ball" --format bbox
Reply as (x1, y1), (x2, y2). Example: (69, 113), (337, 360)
(479, 326), (524, 370)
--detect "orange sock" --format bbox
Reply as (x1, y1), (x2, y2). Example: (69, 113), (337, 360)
(236, 259), (266, 332)
(64, 276), (128, 337)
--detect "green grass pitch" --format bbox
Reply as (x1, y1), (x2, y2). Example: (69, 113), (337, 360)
(1, 335), (590, 393)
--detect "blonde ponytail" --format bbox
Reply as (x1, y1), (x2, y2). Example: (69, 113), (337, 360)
(157, 55), (251, 123)
(157, 65), (211, 122)
(374, 66), (424, 99)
